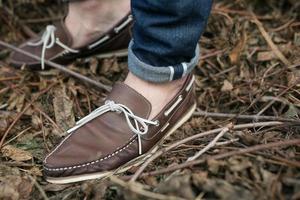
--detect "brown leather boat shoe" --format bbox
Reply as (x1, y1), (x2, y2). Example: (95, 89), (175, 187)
(10, 13), (132, 70)
(43, 74), (196, 184)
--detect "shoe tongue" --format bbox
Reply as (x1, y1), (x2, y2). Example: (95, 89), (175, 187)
(53, 19), (73, 47)
(107, 83), (152, 119)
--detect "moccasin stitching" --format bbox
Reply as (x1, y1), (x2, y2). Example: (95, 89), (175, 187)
(44, 137), (137, 171)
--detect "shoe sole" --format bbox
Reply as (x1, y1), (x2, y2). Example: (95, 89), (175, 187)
(45, 103), (197, 184)
(82, 49), (128, 63)
(95, 49), (128, 59)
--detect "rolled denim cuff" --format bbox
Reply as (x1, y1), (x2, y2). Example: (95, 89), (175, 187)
(128, 40), (200, 83)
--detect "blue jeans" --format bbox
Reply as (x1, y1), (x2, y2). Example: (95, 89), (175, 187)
(128, 0), (213, 82)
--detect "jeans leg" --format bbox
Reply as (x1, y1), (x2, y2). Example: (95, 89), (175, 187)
(128, 0), (213, 83)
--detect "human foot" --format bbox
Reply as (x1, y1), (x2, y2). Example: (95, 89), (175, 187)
(10, 0), (132, 70)
(43, 74), (196, 184)
(66, 0), (130, 48)
(124, 72), (187, 119)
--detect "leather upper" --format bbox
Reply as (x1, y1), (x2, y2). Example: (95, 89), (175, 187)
(11, 20), (73, 65)
(43, 74), (196, 178)
(10, 13), (132, 69)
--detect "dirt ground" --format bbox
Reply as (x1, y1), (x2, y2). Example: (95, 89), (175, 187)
(0, 0), (299, 199)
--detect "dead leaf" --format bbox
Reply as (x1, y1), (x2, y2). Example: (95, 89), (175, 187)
(31, 114), (42, 129)
(294, 32), (300, 46)
(2, 145), (33, 162)
(0, 119), (8, 132)
(227, 157), (253, 172)
(53, 85), (75, 133)
(208, 159), (225, 174)
(201, 178), (254, 200)
(156, 171), (196, 199)
(221, 80), (234, 92)
(229, 30), (247, 64)
(284, 104), (299, 118)
(0, 175), (33, 200)
(287, 71), (300, 87)
(29, 167), (43, 177)
(7, 93), (25, 112)
(43, 184), (70, 192)
(257, 51), (276, 62)
(89, 58), (99, 74)
(100, 58), (120, 75)
(235, 131), (261, 146)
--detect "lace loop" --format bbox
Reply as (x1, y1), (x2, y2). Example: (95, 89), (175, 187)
(67, 100), (158, 155)
(27, 25), (79, 70)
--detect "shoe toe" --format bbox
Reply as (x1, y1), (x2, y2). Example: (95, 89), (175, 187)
(9, 42), (41, 69)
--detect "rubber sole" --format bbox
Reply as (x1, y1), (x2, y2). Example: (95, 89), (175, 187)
(82, 49), (128, 63)
(95, 49), (128, 59)
(46, 103), (197, 184)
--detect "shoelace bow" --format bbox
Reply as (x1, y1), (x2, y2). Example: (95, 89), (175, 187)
(67, 100), (159, 155)
(27, 25), (78, 70)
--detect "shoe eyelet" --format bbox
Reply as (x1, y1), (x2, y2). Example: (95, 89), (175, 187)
(155, 120), (160, 127)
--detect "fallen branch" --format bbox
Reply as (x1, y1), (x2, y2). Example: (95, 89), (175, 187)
(194, 109), (300, 123)
(1, 6), (37, 38)
(130, 121), (284, 182)
(3, 127), (31, 146)
(27, 174), (49, 200)
(187, 123), (233, 161)
(110, 176), (185, 200)
(0, 82), (57, 149)
(0, 40), (112, 92)
(256, 78), (300, 117)
(251, 13), (291, 66)
(129, 138), (300, 179)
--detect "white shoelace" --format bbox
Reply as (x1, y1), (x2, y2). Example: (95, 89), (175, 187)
(27, 25), (79, 70)
(67, 100), (159, 155)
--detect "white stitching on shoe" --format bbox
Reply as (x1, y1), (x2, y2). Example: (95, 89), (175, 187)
(88, 15), (132, 50)
(164, 95), (183, 116)
(160, 122), (170, 133)
(185, 75), (195, 92)
(44, 76), (194, 172)
(88, 35), (110, 49)
(44, 138), (137, 171)
(114, 15), (133, 33)
(44, 133), (136, 164)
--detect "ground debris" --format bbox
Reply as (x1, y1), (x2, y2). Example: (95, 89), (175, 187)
(0, 0), (299, 199)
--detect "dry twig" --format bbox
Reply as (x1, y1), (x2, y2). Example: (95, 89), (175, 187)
(0, 82), (57, 149)
(129, 138), (300, 179)
(251, 13), (291, 67)
(187, 123), (233, 161)
(27, 174), (49, 200)
(256, 78), (300, 117)
(194, 109), (300, 123)
(110, 176), (185, 200)
(0, 40), (112, 92)
(130, 121), (284, 182)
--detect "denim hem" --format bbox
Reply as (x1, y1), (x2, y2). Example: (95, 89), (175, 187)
(128, 40), (200, 83)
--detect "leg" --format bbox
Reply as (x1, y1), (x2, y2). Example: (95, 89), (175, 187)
(66, 0), (130, 48)
(43, 0), (213, 184)
(10, 0), (131, 69)
(126, 0), (212, 118)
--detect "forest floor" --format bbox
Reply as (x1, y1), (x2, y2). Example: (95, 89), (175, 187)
(0, 0), (299, 199)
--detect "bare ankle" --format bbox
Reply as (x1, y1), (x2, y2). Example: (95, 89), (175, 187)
(65, 0), (130, 48)
(124, 73), (187, 119)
